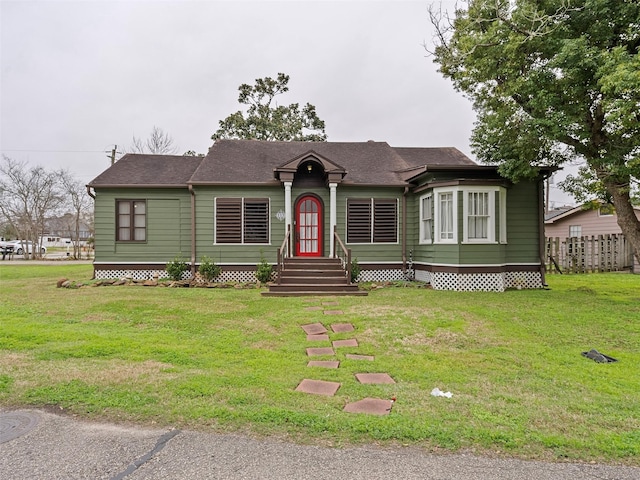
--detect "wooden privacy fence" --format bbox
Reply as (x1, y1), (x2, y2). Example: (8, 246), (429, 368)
(545, 234), (636, 274)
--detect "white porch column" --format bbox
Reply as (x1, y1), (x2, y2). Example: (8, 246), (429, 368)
(329, 182), (337, 256)
(284, 181), (292, 235)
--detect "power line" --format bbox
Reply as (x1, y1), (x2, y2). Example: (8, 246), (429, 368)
(1, 149), (107, 154)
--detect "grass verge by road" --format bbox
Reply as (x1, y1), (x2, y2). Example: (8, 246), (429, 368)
(0, 264), (638, 464)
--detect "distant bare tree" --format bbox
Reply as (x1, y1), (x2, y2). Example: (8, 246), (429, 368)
(130, 126), (178, 154)
(0, 156), (65, 258)
(60, 171), (94, 259)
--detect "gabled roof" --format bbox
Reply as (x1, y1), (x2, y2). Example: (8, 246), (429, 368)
(88, 140), (494, 188)
(392, 147), (477, 167)
(545, 203), (640, 223)
(88, 154), (204, 187)
(189, 140), (477, 186)
(544, 206), (576, 222)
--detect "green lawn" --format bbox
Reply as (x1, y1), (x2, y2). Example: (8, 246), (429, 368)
(1, 264), (639, 464)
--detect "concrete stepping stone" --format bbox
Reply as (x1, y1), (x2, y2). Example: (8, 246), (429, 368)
(331, 323), (354, 333)
(332, 339), (358, 348)
(346, 354), (375, 361)
(323, 310), (343, 315)
(307, 360), (340, 369)
(304, 306), (323, 311)
(301, 323), (327, 335)
(322, 301), (339, 306)
(355, 373), (396, 384)
(295, 379), (341, 396)
(307, 334), (330, 341)
(306, 347), (335, 356)
(343, 398), (393, 415)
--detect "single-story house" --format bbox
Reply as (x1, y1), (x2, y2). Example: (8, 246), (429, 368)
(87, 139), (552, 291)
(545, 203), (640, 239)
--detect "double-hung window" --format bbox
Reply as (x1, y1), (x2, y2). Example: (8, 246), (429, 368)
(569, 225), (582, 238)
(346, 198), (398, 243)
(467, 191), (490, 240)
(432, 186), (504, 244)
(420, 194), (433, 243)
(434, 190), (456, 243)
(463, 188), (499, 243)
(116, 200), (146, 242)
(215, 198), (269, 244)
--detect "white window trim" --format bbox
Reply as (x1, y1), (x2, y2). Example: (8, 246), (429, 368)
(419, 193), (433, 244)
(433, 187), (458, 244)
(499, 187), (507, 244)
(462, 187), (498, 244)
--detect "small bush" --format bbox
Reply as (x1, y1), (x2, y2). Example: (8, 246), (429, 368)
(199, 256), (221, 282)
(166, 256), (189, 281)
(350, 257), (360, 283)
(255, 254), (273, 284)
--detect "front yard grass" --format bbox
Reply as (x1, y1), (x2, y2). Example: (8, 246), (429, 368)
(0, 264), (638, 464)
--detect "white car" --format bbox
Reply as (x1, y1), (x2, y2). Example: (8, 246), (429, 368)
(6, 240), (47, 255)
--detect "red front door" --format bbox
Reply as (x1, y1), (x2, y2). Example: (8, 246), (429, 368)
(295, 196), (322, 256)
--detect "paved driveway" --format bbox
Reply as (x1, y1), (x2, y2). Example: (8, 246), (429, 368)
(2, 409), (638, 480)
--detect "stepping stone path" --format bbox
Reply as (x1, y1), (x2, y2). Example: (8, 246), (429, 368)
(295, 379), (341, 396)
(355, 373), (396, 384)
(307, 360), (340, 369)
(307, 334), (329, 341)
(296, 305), (396, 415)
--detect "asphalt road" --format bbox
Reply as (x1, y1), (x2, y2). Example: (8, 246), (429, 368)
(1, 409), (639, 480)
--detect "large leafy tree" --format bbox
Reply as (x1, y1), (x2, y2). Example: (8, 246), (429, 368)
(212, 73), (327, 142)
(429, 0), (640, 263)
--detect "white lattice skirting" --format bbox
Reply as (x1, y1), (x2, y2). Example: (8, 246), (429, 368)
(94, 268), (271, 283)
(417, 270), (543, 292)
(94, 266), (542, 291)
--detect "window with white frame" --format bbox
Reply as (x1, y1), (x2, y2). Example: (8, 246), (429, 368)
(432, 186), (503, 244)
(463, 188), (498, 243)
(434, 190), (456, 243)
(420, 194), (433, 243)
(467, 191), (490, 240)
(569, 225), (582, 238)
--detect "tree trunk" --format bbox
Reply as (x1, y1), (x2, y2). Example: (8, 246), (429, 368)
(603, 179), (640, 266)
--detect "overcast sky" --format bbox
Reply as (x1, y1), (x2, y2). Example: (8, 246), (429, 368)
(1, 0), (574, 206)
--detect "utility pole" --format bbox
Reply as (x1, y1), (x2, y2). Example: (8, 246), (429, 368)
(108, 145), (117, 166)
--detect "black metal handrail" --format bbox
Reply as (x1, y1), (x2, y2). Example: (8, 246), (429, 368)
(276, 225), (291, 285)
(333, 229), (352, 283)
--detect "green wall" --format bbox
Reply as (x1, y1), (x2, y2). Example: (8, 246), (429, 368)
(410, 179), (541, 266)
(94, 188), (191, 263)
(93, 179), (542, 268)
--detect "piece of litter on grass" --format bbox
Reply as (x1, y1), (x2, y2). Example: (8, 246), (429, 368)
(581, 349), (618, 363)
(431, 387), (453, 398)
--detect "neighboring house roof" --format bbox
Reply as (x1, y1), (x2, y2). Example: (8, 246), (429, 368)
(88, 140), (496, 188)
(544, 206), (575, 222)
(88, 155), (204, 187)
(544, 204), (640, 224)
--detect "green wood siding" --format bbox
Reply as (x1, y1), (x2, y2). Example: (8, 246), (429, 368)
(336, 187), (405, 263)
(504, 181), (541, 264)
(94, 188), (191, 263)
(193, 186), (285, 264)
(410, 179), (541, 266)
(93, 178), (542, 268)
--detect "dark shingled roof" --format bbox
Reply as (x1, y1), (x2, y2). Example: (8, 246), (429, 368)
(392, 147), (477, 167)
(88, 154), (204, 187)
(88, 141), (479, 188)
(189, 140), (476, 186)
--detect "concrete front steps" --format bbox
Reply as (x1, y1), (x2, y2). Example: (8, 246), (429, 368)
(263, 257), (367, 297)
